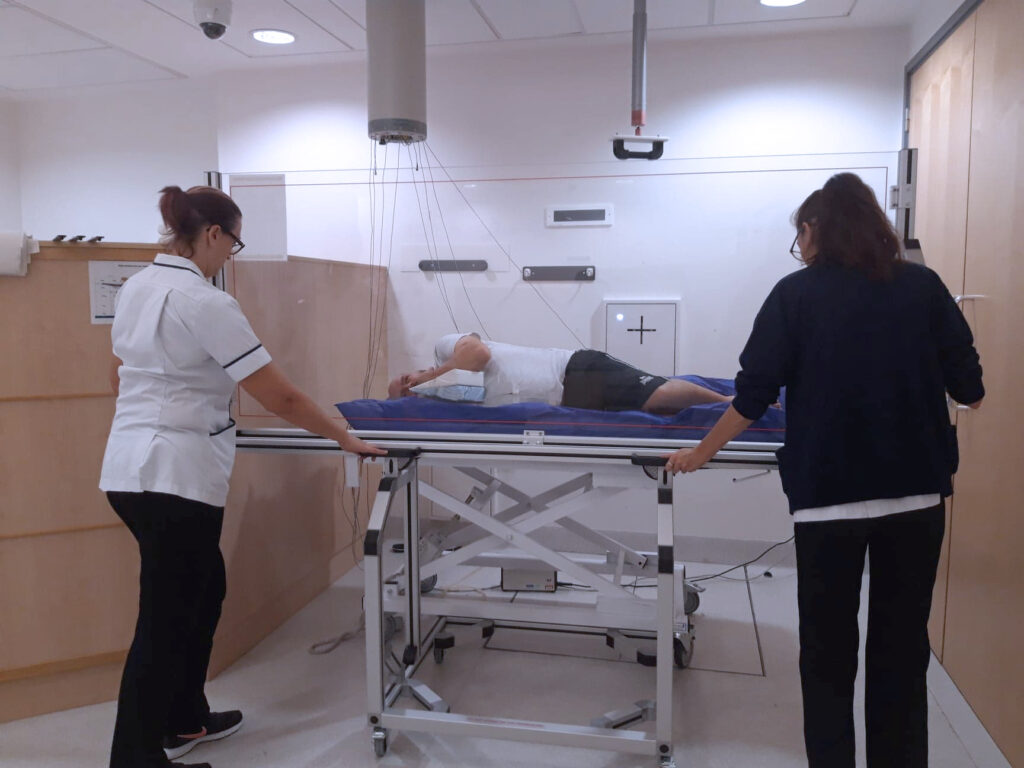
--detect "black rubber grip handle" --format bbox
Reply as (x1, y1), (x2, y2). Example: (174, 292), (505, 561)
(630, 454), (667, 467)
(382, 448), (422, 458)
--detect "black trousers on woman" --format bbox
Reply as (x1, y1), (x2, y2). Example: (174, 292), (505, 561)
(794, 503), (945, 768)
(107, 491), (227, 768)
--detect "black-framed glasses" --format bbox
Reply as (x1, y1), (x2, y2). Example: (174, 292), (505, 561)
(789, 232), (801, 260)
(225, 228), (245, 255)
(209, 225), (245, 255)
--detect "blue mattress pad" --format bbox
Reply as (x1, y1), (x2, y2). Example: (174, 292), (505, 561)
(336, 376), (785, 443)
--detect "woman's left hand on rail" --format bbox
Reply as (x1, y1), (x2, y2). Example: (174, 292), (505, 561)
(339, 431), (387, 456)
(663, 447), (710, 474)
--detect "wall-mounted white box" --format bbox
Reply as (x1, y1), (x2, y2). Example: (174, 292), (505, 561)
(604, 300), (678, 376)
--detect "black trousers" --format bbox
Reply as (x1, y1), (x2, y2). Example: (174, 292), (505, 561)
(107, 491), (227, 768)
(794, 503), (945, 768)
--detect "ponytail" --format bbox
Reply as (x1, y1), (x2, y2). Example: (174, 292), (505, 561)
(157, 185), (241, 259)
(793, 173), (902, 281)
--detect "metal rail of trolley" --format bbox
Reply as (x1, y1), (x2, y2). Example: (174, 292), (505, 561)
(236, 428), (781, 767)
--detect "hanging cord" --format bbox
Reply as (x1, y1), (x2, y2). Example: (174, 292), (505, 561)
(365, 146), (400, 394)
(420, 142), (491, 340)
(410, 142), (460, 331)
(362, 140), (383, 397)
(423, 142), (585, 349)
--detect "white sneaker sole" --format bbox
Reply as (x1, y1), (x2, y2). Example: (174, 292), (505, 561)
(164, 718), (243, 760)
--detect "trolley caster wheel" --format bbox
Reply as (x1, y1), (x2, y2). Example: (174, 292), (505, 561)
(684, 590), (700, 615)
(432, 632), (454, 664)
(371, 727), (388, 757)
(673, 636), (693, 669)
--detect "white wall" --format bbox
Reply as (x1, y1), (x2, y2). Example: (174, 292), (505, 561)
(17, 82), (219, 243)
(12, 23), (909, 547)
(0, 101), (21, 232)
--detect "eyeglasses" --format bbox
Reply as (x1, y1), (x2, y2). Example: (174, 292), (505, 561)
(789, 232), (802, 260)
(208, 225), (245, 255)
(224, 228), (246, 256)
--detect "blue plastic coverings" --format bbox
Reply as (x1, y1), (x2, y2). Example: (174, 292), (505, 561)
(336, 376), (785, 443)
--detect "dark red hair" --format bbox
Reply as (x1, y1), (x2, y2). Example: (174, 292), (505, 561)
(158, 185), (241, 259)
(793, 173), (902, 280)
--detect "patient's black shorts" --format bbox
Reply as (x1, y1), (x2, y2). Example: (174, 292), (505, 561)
(561, 350), (668, 411)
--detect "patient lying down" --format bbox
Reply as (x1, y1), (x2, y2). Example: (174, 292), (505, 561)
(387, 333), (732, 415)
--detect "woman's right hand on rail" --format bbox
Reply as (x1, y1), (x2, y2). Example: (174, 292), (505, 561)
(338, 431), (387, 456)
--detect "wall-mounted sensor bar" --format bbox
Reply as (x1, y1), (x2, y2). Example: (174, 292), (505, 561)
(522, 266), (595, 282)
(419, 260), (488, 272)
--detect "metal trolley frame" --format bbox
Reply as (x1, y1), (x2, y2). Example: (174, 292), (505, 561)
(237, 428), (780, 768)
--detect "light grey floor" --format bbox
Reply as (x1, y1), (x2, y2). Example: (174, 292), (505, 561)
(0, 560), (1008, 768)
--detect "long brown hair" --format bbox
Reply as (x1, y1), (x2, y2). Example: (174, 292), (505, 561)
(793, 173), (902, 280)
(158, 185), (241, 259)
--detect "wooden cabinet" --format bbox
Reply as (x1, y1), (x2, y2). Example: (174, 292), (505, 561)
(909, 0), (1024, 763)
(908, 13), (976, 659)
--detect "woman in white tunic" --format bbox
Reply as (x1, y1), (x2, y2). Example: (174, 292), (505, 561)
(100, 185), (383, 768)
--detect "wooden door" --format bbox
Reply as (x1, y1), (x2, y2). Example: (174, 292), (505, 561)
(941, 0), (1024, 763)
(907, 11), (977, 659)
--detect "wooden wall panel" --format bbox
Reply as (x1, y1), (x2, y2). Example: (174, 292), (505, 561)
(907, 13), (977, 660)
(940, 0), (1024, 763)
(1, 245), (386, 723)
(908, 14), (976, 297)
(210, 256), (387, 676)
(0, 527), (137, 671)
(0, 398), (117, 537)
(0, 245), (157, 400)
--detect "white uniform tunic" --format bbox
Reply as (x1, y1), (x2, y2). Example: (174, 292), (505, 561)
(434, 333), (576, 407)
(99, 254), (272, 507)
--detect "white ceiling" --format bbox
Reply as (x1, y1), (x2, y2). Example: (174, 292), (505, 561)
(0, 0), (922, 94)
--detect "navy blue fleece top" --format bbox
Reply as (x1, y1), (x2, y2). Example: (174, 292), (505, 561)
(732, 261), (984, 514)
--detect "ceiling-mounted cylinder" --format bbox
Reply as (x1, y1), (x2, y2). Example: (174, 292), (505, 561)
(366, 0), (427, 144)
(631, 0), (647, 130)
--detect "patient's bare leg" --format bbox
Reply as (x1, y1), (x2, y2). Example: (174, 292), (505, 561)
(641, 379), (733, 414)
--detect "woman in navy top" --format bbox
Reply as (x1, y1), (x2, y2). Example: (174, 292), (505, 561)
(665, 173), (983, 768)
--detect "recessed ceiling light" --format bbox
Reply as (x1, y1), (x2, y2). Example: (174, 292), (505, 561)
(252, 29), (295, 45)
(760, 0), (807, 6)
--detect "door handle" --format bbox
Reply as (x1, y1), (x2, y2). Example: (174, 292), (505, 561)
(953, 294), (986, 305)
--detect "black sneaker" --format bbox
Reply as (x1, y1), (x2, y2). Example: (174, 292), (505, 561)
(164, 710), (243, 760)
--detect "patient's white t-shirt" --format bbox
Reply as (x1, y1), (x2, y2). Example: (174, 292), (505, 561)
(434, 334), (577, 406)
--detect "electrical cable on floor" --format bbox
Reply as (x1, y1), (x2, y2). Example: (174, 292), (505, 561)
(308, 607), (365, 655)
(630, 535), (795, 588)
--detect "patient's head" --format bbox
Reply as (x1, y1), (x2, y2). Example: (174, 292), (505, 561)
(387, 371), (428, 399)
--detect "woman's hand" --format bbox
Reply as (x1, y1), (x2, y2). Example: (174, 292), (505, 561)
(339, 431), (387, 456)
(663, 447), (711, 474)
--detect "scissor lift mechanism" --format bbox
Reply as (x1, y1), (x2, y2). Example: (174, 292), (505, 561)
(237, 428), (780, 768)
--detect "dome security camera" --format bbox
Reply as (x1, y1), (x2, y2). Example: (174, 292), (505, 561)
(193, 0), (232, 40)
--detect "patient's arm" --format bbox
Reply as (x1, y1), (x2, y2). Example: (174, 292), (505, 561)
(427, 333), (491, 380)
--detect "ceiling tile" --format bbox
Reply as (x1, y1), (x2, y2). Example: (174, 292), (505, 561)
(0, 6), (105, 56)
(426, 0), (496, 46)
(148, 0), (351, 56)
(574, 0), (711, 35)
(328, 0), (365, 29)
(288, 0), (365, 50)
(712, 0), (856, 26)
(0, 48), (176, 90)
(474, 0), (583, 40)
